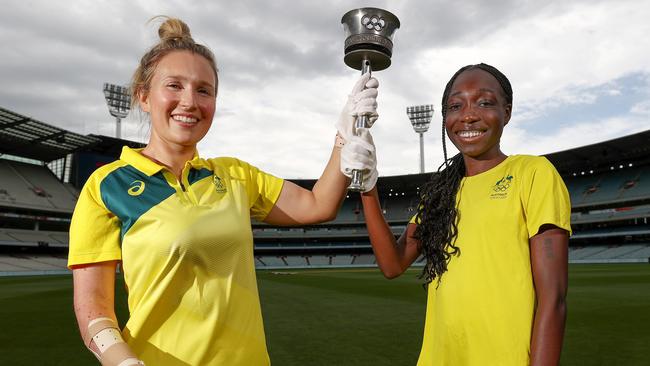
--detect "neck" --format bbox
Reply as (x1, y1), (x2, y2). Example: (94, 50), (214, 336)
(141, 138), (196, 179)
(462, 151), (507, 177)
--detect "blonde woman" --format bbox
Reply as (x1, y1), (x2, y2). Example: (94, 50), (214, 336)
(68, 16), (379, 365)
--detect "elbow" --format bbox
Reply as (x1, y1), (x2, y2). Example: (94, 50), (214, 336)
(311, 210), (338, 224)
(322, 211), (338, 223)
(553, 289), (568, 308)
(379, 264), (405, 279)
(537, 291), (568, 315)
(382, 271), (402, 280)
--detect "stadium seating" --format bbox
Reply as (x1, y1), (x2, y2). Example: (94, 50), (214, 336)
(0, 228), (69, 247)
(307, 255), (331, 266)
(571, 204), (650, 224)
(567, 165), (650, 207)
(568, 244), (650, 262)
(351, 254), (376, 265)
(0, 254), (68, 272)
(618, 244), (650, 259)
(332, 254), (354, 265)
(257, 256), (287, 267)
(284, 255), (308, 266)
(0, 160), (77, 212)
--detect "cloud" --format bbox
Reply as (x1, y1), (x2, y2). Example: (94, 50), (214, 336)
(631, 100), (650, 116)
(0, 0), (648, 180)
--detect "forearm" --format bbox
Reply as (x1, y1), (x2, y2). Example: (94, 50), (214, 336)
(529, 227), (569, 366)
(73, 263), (143, 365)
(361, 188), (412, 278)
(310, 144), (350, 222)
(530, 297), (567, 365)
(73, 264), (118, 345)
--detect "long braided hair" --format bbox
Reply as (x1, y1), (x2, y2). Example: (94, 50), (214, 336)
(414, 63), (513, 284)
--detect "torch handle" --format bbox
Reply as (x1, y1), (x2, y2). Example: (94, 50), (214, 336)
(348, 59), (372, 192)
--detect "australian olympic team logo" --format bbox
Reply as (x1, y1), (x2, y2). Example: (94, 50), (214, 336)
(213, 175), (227, 193)
(493, 175), (513, 192)
(361, 14), (386, 31)
(490, 175), (513, 199)
(127, 180), (145, 196)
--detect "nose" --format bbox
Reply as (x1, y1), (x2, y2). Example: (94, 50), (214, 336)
(179, 89), (197, 110)
(461, 104), (479, 123)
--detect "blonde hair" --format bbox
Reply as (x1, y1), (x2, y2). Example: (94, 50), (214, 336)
(130, 16), (218, 108)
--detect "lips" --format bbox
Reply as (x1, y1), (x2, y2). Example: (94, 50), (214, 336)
(456, 130), (485, 141)
(172, 114), (199, 125)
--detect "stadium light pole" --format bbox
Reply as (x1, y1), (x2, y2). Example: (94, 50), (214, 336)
(406, 104), (434, 173)
(103, 83), (131, 139)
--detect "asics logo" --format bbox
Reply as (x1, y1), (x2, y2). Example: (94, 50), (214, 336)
(127, 180), (146, 196)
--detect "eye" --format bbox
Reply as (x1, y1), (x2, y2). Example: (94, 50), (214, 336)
(447, 103), (461, 112)
(167, 82), (181, 90)
(478, 99), (495, 107)
(198, 87), (212, 96)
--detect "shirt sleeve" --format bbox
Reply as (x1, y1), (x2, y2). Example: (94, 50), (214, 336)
(67, 172), (122, 268)
(236, 159), (284, 221)
(521, 157), (572, 238)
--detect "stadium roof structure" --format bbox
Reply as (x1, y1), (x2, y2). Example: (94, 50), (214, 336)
(545, 129), (650, 175)
(290, 129), (650, 194)
(0, 107), (101, 162)
(80, 134), (146, 157)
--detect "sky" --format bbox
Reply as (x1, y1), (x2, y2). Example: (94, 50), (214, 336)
(1, 0), (649, 179)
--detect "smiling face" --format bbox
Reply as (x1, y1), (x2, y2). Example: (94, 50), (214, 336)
(139, 50), (217, 150)
(444, 68), (512, 162)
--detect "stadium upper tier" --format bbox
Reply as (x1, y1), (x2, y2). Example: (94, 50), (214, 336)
(566, 164), (650, 208)
(280, 162), (650, 227)
(0, 159), (78, 213)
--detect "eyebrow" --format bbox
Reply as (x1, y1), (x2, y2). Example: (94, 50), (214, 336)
(163, 75), (215, 89)
(449, 88), (497, 97)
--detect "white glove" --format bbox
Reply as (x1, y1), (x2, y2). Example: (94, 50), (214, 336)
(335, 73), (379, 143)
(341, 129), (378, 192)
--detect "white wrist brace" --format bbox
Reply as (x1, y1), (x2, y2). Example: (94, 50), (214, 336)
(86, 317), (145, 366)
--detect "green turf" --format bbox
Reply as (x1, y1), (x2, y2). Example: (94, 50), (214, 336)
(0, 264), (648, 365)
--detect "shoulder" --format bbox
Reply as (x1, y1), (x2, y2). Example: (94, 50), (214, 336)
(508, 155), (558, 174)
(205, 156), (251, 171)
(204, 157), (259, 179)
(508, 155), (565, 194)
(206, 156), (246, 167)
(83, 160), (129, 191)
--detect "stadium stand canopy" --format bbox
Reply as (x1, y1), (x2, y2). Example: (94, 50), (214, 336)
(0, 107), (101, 162)
(545, 129), (650, 176)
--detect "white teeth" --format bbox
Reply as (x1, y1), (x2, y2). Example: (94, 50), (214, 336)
(173, 115), (198, 123)
(458, 130), (483, 138)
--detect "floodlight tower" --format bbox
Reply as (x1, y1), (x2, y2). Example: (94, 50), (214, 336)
(103, 83), (131, 139)
(406, 104), (434, 173)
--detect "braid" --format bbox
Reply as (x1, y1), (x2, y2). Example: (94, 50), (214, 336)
(414, 63), (512, 285)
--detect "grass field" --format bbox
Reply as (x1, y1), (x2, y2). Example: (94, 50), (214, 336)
(1, 264), (648, 365)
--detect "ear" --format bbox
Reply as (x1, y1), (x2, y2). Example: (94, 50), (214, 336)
(138, 89), (150, 113)
(503, 103), (512, 126)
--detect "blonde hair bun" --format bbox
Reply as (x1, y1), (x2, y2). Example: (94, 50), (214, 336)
(155, 16), (193, 42)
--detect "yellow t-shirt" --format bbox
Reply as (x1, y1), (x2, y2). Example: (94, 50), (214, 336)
(68, 147), (284, 365)
(413, 155), (572, 366)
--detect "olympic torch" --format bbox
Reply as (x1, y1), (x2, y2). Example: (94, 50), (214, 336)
(341, 8), (400, 191)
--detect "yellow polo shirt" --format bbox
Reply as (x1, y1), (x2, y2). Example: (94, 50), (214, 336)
(68, 147), (284, 365)
(413, 155), (572, 366)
